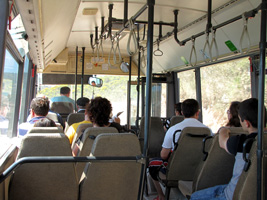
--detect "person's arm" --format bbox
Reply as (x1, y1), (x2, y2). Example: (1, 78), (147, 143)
(161, 147), (171, 160)
(218, 127), (230, 153)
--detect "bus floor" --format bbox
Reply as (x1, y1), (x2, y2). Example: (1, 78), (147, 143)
(143, 174), (187, 200)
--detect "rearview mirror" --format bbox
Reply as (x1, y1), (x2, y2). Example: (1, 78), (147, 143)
(88, 77), (103, 87)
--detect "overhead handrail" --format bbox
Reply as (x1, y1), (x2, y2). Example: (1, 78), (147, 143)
(189, 37), (197, 66)
(202, 31), (212, 63)
(115, 34), (122, 63)
(127, 18), (138, 56)
(173, 10), (185, 46)
(239, 13), (251, 54)
(108, 38), (117, 67)
(210, 28), (219, 61)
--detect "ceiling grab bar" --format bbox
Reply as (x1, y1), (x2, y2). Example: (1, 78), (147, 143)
(173, 10), (185, 46)
(115, 34), (122, 64)
(127, 18), (138, 56)
(239, 13), (251, 54)
(210, 28), (219, 61)
(189, 37), (197, 66)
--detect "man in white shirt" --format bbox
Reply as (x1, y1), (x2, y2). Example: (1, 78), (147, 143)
(149, 99), (211, 200)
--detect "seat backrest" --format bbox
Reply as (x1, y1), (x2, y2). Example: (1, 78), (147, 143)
(139, 117), (166, 157)
(233, 134), (266, 200)
(166, 127), (211, 186)
(76, 127), (118, 178)
(192, 127), (249, 193)
(71, 123), (93, 149)
(27, 127), (64, 134)
(170, 115), (184, 127)
(8, 133), (78, 200)
(79, 133), (142, 200)
(50, 102), (74, 115)
(65, 113), (85, 132)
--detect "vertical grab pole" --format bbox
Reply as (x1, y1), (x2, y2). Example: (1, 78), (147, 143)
(136, 24), (141, 129)
(257, 1), (266, 200)
(81, 47), (85, 98)
(124, 0), (128, 26)
(75, 46), (78, 111)
(127, 56), (132, 130)
(138, 0), (154, 199)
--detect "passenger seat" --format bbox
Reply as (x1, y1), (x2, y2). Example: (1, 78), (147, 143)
(8, 133), (78, 200)
(65, 113), (85, 133)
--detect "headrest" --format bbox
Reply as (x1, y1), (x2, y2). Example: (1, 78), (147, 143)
(91, 133), (141, 156)
(27, 127), (64, 134)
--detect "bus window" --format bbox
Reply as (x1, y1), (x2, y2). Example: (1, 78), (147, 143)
(201, 58), (251, 132)
(179, 69), (196, 100)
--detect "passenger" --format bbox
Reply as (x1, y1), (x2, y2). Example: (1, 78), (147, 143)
(149, 99), (211, 200)
(65, 108), (92, 145)
(174, 102), (182, 116)
(72, 97), (123, 156)
(33, 118), (57, 127)
(225, 101), (241, 127)
(190, 98), (262, 200)
(76, 97), (90, 113)
(18, 97), (50, 136)
(50, 86), (75, 108)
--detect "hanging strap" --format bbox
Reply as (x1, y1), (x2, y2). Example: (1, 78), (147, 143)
(108, 38), (117, 67)
(189, 37), (197, 66)
(115, 34), (122, 63)
(202, 32), (212, 63)
(141, 48), (146, 68)
(239, 14), (251, 54)
(153, 40), (163, 56)
(210, 29), (219, 61)
(127, 18), (138, 56)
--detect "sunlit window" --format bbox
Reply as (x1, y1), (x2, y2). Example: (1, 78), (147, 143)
(201, 58), (251, 133)
(179, 69), (196, 101)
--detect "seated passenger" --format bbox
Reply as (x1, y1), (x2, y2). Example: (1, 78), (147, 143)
(33, 118), (57, 127)
(76, 97), (90, 113)
(19, 97), (50, 136)
(65, 108), (92, 145)
(225, 101), (241, 127)
(50, 86), (75, 109)
(72, 97), (123, 156)
(149, 99), (211, 200)
(190, 98), (262, 200)
(174, 102), (182, 116)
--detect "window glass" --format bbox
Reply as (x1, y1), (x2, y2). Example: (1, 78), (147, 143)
(19, 55), (30, 123)
(179, 70), (196, 101)
(201, 58), (251, 133)
(0, 50), (19, 156)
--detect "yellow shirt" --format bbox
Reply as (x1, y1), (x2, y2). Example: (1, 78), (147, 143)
(66, 120), (91, 144)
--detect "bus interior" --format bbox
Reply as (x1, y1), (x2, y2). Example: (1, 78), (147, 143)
(0, 0), (266, 199)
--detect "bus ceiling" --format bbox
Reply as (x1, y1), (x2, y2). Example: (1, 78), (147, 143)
(15, 0), (261, 75)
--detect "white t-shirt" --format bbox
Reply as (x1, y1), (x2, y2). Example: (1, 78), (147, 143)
(162, 118), (211, 150)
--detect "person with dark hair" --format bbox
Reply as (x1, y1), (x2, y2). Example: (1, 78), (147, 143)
(174, 102), (182, 116)
(76, 97), (90, 113)
(50, 86), (75, 108)
(33, 118), (57, 127)
(149, 99), (211, 200)
(226, 101), (241, 127)
(72, 97), (123, 156)
(19, 97), (50, 136)
(87, 97), (122, 132)
(190, 98), (263, 200)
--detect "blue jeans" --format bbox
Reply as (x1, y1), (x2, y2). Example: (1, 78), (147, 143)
(190, 184), (227, 200)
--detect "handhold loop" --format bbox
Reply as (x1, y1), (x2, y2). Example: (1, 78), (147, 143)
(189, 37), (197, 66)
(153, 40), (163, 56)
(127, 18), (138, 56)
(210, 29), (219, 61)
(115, 34), (122, 64)
(239, 14), (251, 54)
(141, 47), (146, 68)
(108, 38), (117, 67)
(202, 32), (212, 63)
